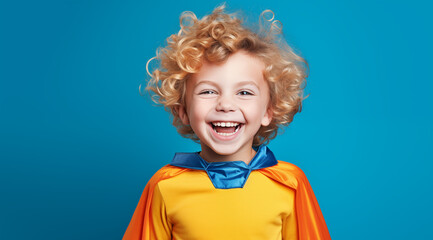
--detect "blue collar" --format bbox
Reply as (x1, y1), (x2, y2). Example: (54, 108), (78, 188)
(169, 145), (278, 189)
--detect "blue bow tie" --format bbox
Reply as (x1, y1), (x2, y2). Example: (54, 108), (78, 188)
(169, 145), (278, 189)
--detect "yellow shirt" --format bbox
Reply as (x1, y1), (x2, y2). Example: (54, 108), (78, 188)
(151, 169), (297, 240)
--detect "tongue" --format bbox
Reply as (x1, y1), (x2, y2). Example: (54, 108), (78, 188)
(214, 126), (236, 133)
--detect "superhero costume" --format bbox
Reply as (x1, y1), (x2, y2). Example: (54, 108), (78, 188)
(123, 145), (331, 239)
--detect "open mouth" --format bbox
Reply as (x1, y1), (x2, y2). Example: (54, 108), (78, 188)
(210, 122), (242, 136)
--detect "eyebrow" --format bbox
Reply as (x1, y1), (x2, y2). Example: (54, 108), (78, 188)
(194, 80), (217, 87)
(235, 80), (260, 89)
(194, 80), (260, 89)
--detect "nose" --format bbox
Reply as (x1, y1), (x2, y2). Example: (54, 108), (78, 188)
(215, 95), (236, 112)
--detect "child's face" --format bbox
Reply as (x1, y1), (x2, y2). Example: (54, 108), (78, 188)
(179, 51), (272, 161)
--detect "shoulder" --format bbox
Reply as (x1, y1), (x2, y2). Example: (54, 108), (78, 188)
(275, 160), (307, 177)
(146, 164), (191, 187)
(258, 160), (309, 189)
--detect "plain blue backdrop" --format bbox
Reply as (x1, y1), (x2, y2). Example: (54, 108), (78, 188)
(1, 0), (432, 239)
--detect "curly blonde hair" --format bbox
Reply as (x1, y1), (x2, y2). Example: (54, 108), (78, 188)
(143, 4), (308, 146)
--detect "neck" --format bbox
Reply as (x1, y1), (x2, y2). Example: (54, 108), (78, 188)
(199, 143), (257, 165)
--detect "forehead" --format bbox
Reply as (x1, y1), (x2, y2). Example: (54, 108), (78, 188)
(189, 51), (266, 87)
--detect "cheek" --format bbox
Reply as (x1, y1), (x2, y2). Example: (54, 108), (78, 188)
(242, 100), (267, 121)
(188, 99), (210, 123)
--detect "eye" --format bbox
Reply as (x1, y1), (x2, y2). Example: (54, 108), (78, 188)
(199, 89), (217, 95)
(237, 90), (254, 96)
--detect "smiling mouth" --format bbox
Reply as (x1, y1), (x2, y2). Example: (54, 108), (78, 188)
(210, 122), (242, 136)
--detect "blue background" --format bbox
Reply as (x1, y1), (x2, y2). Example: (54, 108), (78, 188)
(1, 0), (432, 239)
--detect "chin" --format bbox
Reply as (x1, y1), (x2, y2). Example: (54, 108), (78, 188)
(208, 142), (243, 156)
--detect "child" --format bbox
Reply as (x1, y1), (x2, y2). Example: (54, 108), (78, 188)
(123, 5), (331, 240)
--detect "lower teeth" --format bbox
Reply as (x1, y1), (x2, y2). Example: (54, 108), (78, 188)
(216, 126), (240, 136)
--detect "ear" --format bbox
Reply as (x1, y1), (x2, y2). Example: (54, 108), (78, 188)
(177, 105), (190, 125)
(261, 106), (273, 127)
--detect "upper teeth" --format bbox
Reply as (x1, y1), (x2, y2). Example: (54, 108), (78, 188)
(212, 122), (239, 127)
